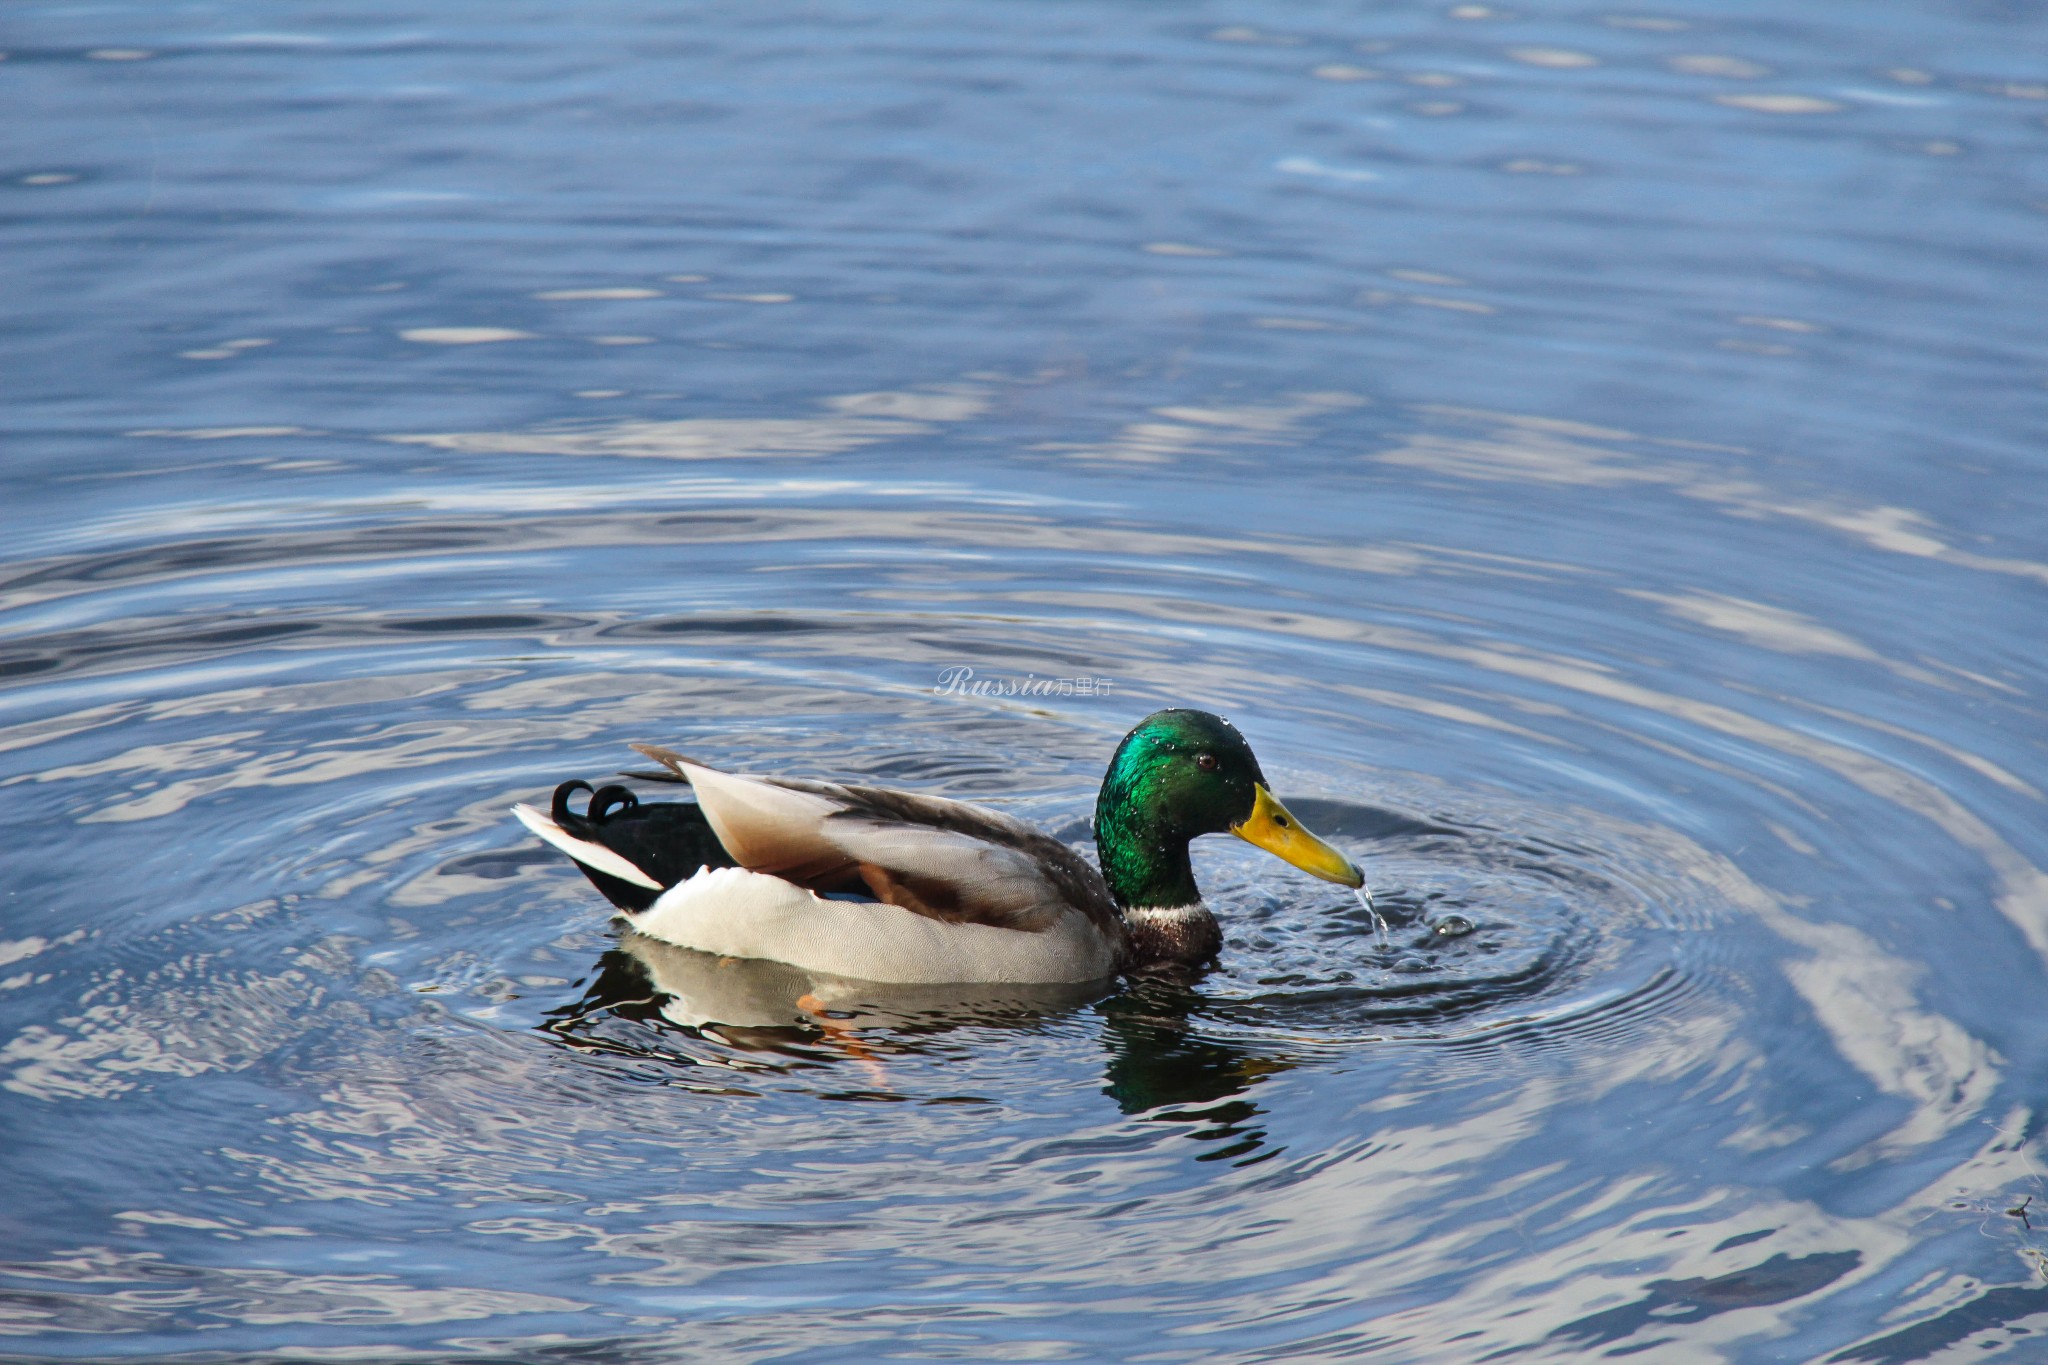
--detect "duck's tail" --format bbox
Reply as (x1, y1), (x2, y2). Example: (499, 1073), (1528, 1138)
(513, 780), (737, 914)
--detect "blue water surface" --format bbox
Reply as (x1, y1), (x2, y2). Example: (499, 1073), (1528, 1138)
(2, 0), (2046, 1360)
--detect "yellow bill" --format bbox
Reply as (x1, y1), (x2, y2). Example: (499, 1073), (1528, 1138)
(1230, 784), (1365, 888)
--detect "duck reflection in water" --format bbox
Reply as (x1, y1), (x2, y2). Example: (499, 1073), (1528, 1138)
(544, 932), (1297, 1162)
(1095, 977), (1295, 1164)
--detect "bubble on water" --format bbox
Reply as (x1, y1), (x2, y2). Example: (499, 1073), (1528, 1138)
(1433, 914), (1476, 938)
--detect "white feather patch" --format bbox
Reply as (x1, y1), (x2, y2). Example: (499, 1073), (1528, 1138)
(512, 804), (663, 890)
(1125, 903), (1207, 924)
(630, 866), (1117, 985)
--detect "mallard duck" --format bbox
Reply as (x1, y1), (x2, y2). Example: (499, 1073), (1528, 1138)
(513, 708), (1366, 984)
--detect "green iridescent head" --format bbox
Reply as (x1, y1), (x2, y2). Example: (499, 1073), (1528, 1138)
(1093, 709), (1363, 910)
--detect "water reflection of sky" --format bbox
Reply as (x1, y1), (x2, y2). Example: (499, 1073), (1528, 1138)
(3, 0), (2047, 1361)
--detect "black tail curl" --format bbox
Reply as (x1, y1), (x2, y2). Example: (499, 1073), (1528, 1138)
(552, 780), (642, 833)
(542, 778), (737, 914)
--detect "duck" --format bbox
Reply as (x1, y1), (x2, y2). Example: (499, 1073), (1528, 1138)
(513, 708), (1366, 984)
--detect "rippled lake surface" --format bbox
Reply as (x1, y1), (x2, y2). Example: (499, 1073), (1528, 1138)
(4, 1), (2047, 1360)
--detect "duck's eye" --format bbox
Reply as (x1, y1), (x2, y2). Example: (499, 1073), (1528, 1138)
(1196, 752), (1218, 771)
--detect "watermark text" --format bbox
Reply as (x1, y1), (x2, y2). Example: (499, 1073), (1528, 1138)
(934, 666), (1116, 698)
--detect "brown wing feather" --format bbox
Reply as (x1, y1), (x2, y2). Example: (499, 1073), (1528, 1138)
(631, 748), (871, 893)
(629, 744), (698, 782)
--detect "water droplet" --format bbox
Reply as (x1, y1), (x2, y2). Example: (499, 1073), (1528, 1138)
(1355, 887), (1389, 949)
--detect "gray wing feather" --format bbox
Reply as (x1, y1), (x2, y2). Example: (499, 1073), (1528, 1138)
(653, 753), (1121, 935)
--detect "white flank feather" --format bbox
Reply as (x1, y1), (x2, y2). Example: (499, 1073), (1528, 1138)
(630, 866), (1116, 985)
(511, 803), (663, 891)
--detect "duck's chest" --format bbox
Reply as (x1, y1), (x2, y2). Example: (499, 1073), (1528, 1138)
(1121, 904), (1224, 968)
